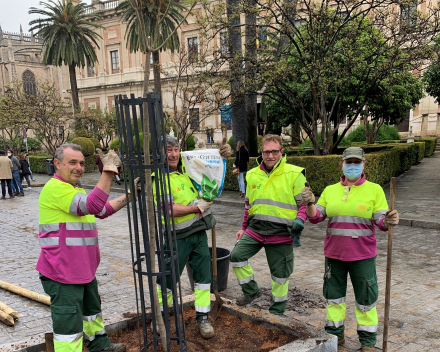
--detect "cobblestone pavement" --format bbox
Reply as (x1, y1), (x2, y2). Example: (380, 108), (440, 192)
(1, 187), (440, 351)
(2, 152), (440, 351)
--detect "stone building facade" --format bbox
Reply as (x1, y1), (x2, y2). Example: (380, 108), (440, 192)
(0, 25), (70, 101)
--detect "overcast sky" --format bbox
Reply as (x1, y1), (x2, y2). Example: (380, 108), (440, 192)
(0, 0), (92, 33)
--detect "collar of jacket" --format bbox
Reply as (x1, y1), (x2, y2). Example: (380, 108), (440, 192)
(256, 154), (286, 174)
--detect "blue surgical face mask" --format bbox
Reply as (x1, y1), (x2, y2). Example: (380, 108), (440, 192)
(343, 163), (363, 180)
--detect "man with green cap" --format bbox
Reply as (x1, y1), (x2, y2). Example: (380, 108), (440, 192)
(302, 146), (399, 352)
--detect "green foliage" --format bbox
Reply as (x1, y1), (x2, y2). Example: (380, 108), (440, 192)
(28, 156), (49, 174)
(300, 133), (351, 147)
(420, 137), (437, 156)
(347, 124), (401, 143)
(88, 138), (101, 150)
(110, 139), (120, 150)
(85, 155), (98, 172)
(228, 136), (233, 149)
(0, 136), (41, 152)
(223, 142), (433, 194)
(71, 137), (95, 157)
(186, 135), (195, 151)
(257, 135), (263, 150)
(29, 2), (103, 68)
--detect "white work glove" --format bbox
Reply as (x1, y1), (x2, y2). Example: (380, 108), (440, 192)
(300, 182), (315, 205)
(219, 144), (232, 159)
(383, 209), (399, 228)
(128, 177), (141, 201)
(196, 199), (213, 214)
(96, 148), (122, 174)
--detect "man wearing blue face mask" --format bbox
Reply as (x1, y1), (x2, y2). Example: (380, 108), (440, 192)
(300, 147), (399, 352)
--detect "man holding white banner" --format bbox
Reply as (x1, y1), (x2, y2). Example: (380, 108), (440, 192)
(154, 135), (231, 339)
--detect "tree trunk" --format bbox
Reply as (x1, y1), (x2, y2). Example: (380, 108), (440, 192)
(68, 64), (79, 112)
(227, 0), (246, 151)
(244, 0), (258, 157)
(153, 51), (161, 93)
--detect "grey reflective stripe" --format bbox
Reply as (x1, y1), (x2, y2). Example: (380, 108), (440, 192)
(327, 228), (373, 237)
(316, 205), (326, 217)
(329, 216), (372, 225)
(238, 275), (254, 285)
(195, 305), (211, 313)
(39, 223), (60, 232)
(98, 207), (106, 217)
(271, 275), (288, 285)
(327, 297), (346, 305)
(39, 237), (59, 246)
(231, 260), (248, 268)
(54, 332), (83, 343)
(251, 214), (292, 225)
(294, 194), (303, 202)
(326, 320), (344, 328)
(272, 294), (288, 302)
(357, 325), (378, 333)
(373, 210), (387, 220)
(83, 313), (102, 322)
(249, 199), (298, 211)
(355, 301), (376, 312)
(66, 222), (97, 231)
(69, 193), (89, 216)
(66, 237), (98, 246)
(194, 283), (211, 290)
(174, 209), (212, 231)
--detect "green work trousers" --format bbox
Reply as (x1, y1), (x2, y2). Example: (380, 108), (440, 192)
(323, 256), (379, 347)
(40, 274), (110, 352)
(230, 234), (294, 315)
(157, 230), (212, 317)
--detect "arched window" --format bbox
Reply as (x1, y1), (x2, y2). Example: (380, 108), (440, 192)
(23, 70), (36, 95)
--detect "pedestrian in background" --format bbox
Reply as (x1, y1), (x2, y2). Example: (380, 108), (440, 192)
(7, 149), (24, 196)
(234, 140), (249, 198)
(18, 154), (32, 190)
(0, 150), (14, 199)
(206, 128), (211, 144)
(301, 147), (400, 352)
(210, 127), (215, 144)
(25, 152), (36, 181)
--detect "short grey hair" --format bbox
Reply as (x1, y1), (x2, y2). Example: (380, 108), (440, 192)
(164, 135), (180, 149)
(54, 143), (82, 162)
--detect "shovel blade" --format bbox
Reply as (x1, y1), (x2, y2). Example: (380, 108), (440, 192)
(210, 293), (224, 321)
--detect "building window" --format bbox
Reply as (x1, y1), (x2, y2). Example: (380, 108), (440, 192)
(110, 50), (120, 73)
(257, 26), (268, 49)
(22, 70), (36, 95)
(189, 108), (200, 130)
(401, 3), (417, 24)
(87, 62), (95, 77)
(187, 36), (198, 63)
(220, 32), (229, 57)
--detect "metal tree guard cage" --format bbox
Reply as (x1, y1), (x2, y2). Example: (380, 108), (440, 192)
(115, 93), (187, 352)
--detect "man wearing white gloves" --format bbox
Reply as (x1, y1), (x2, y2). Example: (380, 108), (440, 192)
(154, 136), (231, 339)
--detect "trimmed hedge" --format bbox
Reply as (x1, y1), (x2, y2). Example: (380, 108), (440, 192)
(30, 154), (98, 174)
(72, 137), (95, 157)
(224, 141), (433, 195)
(89, 138), (101, 150)
(420, 137), (437, 157)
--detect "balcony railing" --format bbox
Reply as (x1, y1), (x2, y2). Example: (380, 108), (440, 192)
(84, 0), (119, 14)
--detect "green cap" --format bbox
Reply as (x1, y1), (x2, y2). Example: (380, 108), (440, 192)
(342, 147), (365, 161)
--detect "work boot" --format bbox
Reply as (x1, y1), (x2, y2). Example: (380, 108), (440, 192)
(196, 315), (215, 339)
(100, 343), (126, 352)
(1, 196), (5, 199)
(13, 192), (19, 196)
(236, 289), (262, 306)
(9, 195), (15, 199)
(361, 345), (376, 352)
(18, 193), (24, 196)
(337, 331), (345, 345)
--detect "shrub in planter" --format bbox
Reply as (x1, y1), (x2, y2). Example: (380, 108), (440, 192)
(420, 137), (437, 157)
(187, 135), (195, 150)
(110, 139), (120, 150)
(71, 137), (95, 156)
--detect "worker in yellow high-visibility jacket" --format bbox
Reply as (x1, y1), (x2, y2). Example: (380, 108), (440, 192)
(302, 147), (399, 352)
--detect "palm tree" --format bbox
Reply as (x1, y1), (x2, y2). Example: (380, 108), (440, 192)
(116, 0), (186, 94)
(29, 0), (103, 111)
